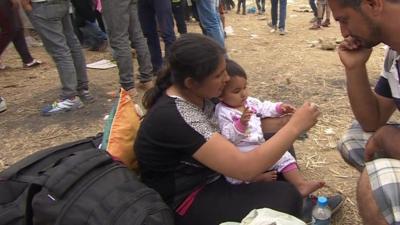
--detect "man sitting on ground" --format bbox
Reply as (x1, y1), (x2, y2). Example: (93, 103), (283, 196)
(329, 0), (400, 224)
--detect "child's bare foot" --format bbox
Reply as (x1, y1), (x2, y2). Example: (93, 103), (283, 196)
(252, 171), (278, 183)
(298, 181), (325, 197)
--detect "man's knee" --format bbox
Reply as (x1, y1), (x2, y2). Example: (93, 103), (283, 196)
(337, 121), (371, 171)
(357, 169), (388, 225)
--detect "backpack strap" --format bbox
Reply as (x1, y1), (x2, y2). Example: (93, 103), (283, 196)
(0, 136), (101, 180)
(15, 175), (48, 186)
(44, 149), (112, 200)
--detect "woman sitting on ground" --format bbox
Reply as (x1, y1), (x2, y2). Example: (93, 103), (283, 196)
(134, 33), (320, 225)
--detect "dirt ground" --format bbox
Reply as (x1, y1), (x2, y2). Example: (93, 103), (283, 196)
(1, 0), (396, 224)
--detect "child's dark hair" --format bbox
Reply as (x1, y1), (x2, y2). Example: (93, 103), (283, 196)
(226, 59), (247, 79)
(143, 33), (226, 110)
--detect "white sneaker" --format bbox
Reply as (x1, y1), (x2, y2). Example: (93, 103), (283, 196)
(268, 22), (277, 33)
(0, 97), (7, 113)
(41, 97), (83, 116)
(23, 59), (42, 68)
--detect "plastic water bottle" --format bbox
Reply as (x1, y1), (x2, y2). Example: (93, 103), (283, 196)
(311, 196), (332, 225)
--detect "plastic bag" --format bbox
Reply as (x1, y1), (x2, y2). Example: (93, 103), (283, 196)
(220, 208), (306, 225)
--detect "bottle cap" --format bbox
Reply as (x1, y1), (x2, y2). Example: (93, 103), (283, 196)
(317, 196), (328, 207)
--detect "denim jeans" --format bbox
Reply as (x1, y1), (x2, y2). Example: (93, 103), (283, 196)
(309, 0), (317, 17)
(80, 21), (107, 50)
(138, 0), (176, 72)
(172, 1), (187, 34)
(270, 0), (287, 29)
(0, 1), (33, 64)
(28, 1), (89, 99)
(196, 0), (225, 48)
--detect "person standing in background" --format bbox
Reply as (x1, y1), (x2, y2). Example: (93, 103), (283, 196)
(71, 0), (108, 52)
(268, 0), (287, 35)
(0, 0), (41, 69)
(138, 0), (176, 73)
(101, 0), (155, 99)
(309, 0), (331, 29)
(171, 0), (188, 35)
(23, 0), (94, 116)
(308, 0), (318, 23)
(236, 0), (246, 14)
(196, 0), (225, 47)
(256, 0), (266, 14)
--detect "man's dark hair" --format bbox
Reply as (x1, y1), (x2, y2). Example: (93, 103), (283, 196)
(336, 0), (400, 9)
(336, 0), (362, 9)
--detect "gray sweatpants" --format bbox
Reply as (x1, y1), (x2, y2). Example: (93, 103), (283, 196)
(27, 0), (88, 99)
(102, 0), (153, 90)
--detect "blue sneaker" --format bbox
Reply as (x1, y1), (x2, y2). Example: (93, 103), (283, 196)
(41, 97), (83, 116)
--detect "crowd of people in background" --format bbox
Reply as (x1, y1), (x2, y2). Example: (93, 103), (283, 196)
(0, 0), (235, 115)
(0, 0), (332, 115)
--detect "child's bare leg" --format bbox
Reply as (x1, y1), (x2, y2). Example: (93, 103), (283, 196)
(252, 171), (278, 183)
(283, 169), (325, 197)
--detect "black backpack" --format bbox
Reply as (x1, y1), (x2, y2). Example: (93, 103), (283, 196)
(0, 136), (174, 225)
